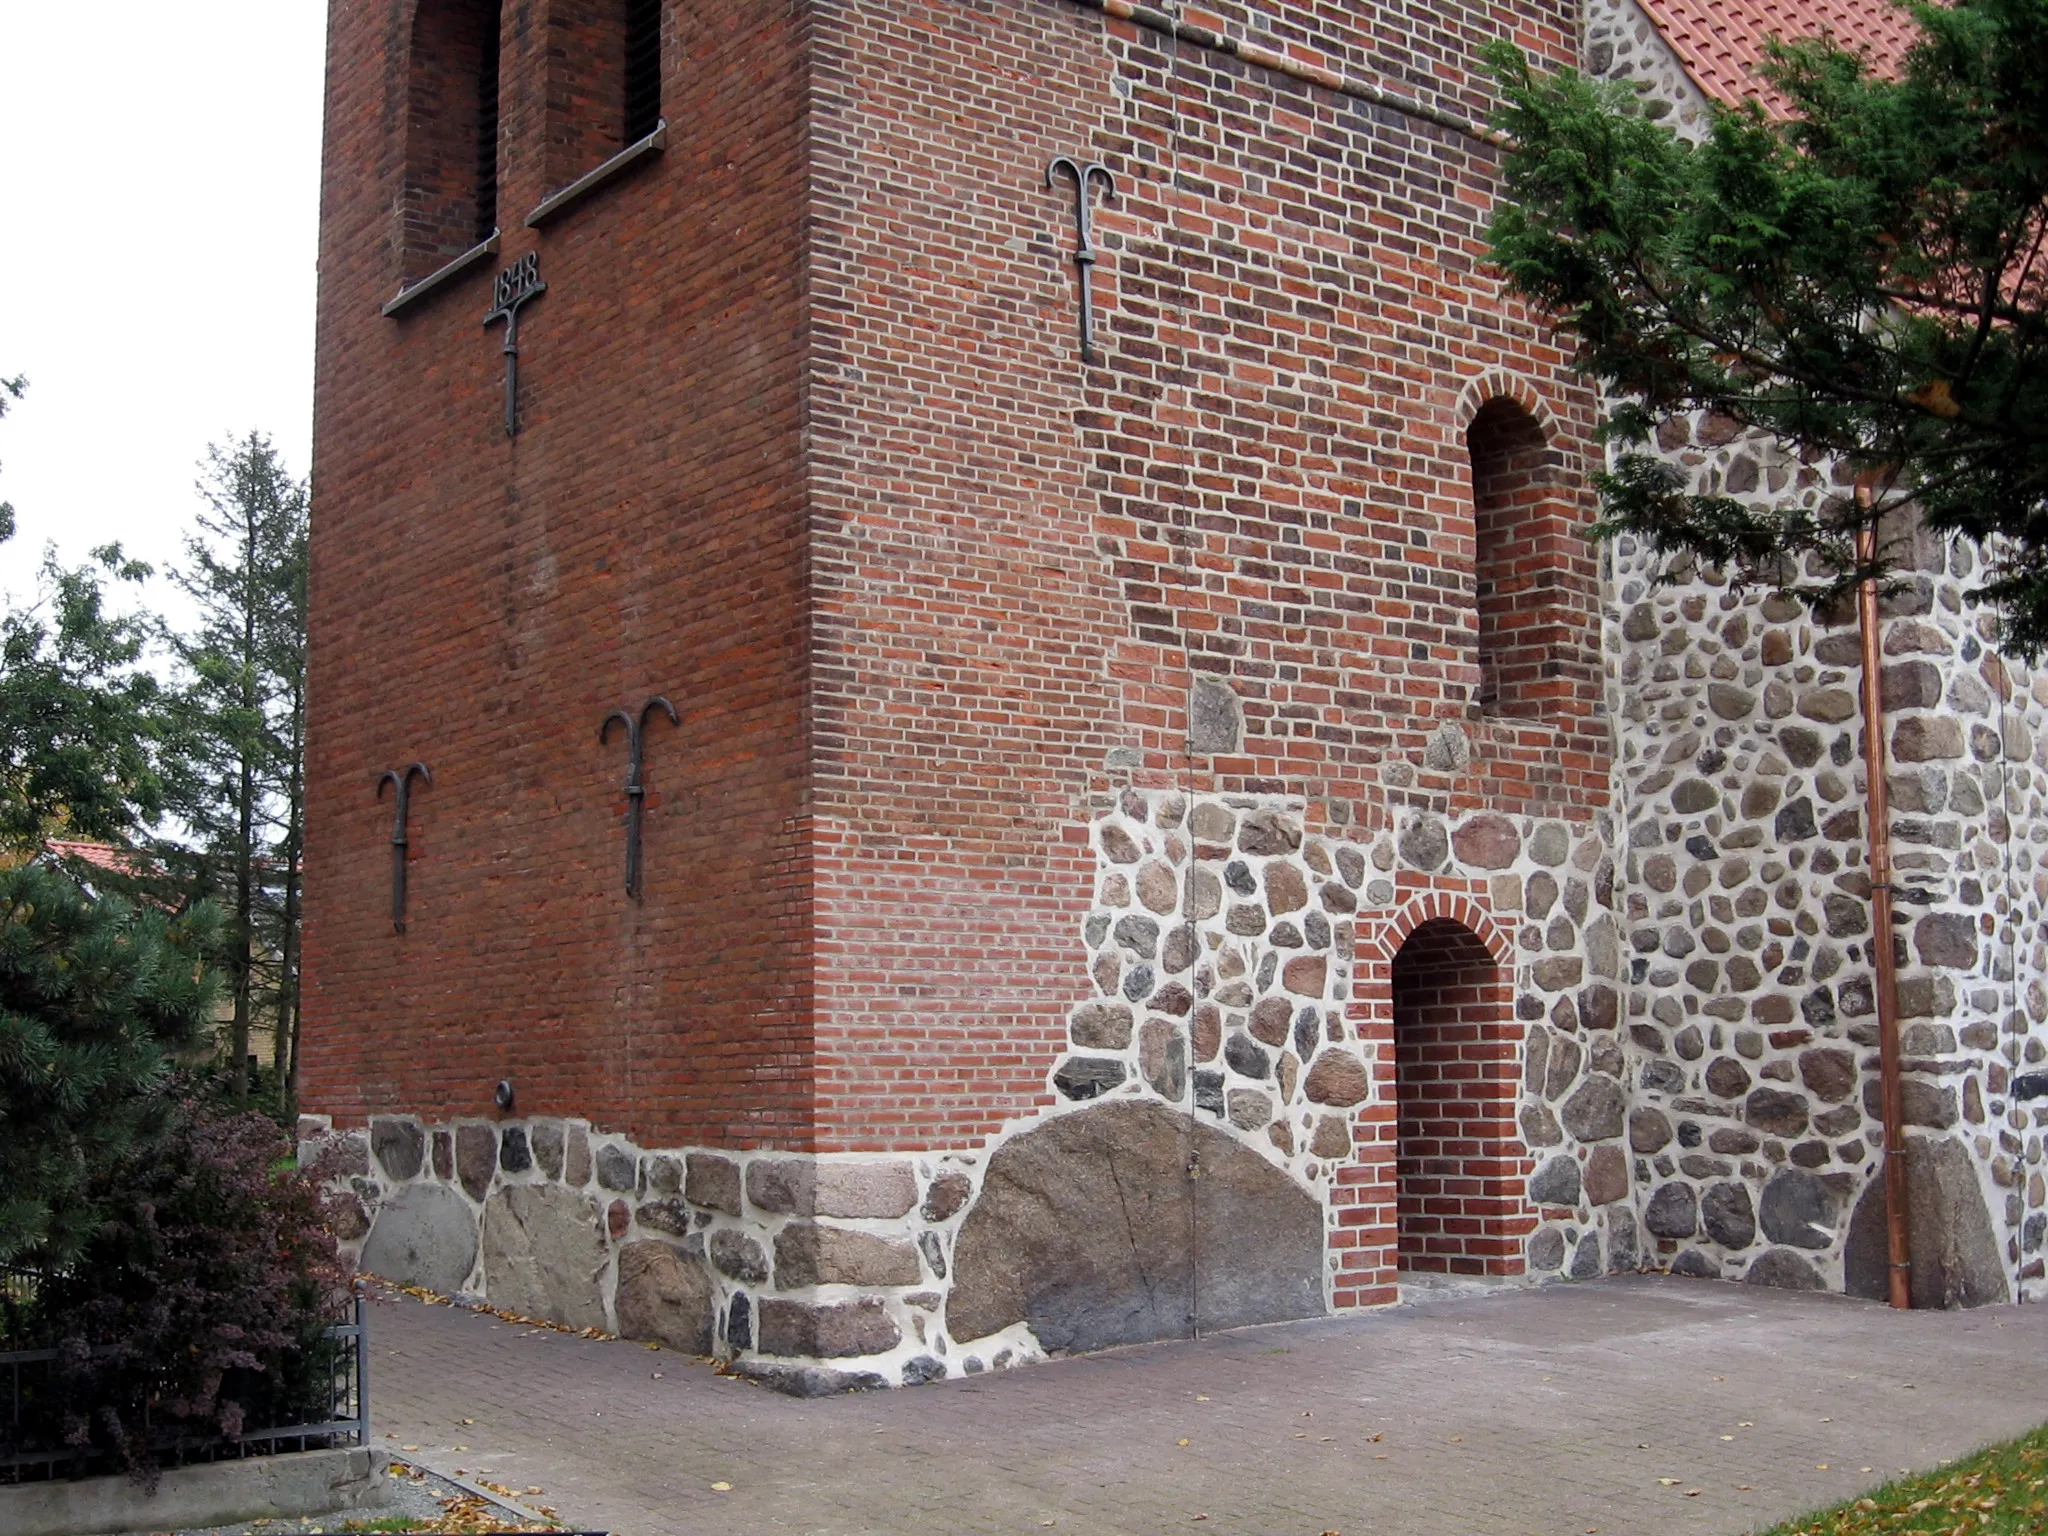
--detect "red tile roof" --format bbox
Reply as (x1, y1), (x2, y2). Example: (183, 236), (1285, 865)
(1635, 0), (1920, 110)
(42, 839), (154, 879)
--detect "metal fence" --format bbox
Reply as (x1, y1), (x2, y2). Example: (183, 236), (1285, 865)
(0, 1293), (368, 1484)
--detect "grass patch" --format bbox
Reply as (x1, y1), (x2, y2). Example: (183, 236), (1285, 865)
(342, 1520), (431, 1533)
(1757, 1424), (2048, 1535)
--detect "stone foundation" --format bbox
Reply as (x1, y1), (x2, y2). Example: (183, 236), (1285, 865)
(313, 791), (1641, 1387)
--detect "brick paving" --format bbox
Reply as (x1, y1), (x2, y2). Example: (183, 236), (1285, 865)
(366, 1276), (2048, 1536)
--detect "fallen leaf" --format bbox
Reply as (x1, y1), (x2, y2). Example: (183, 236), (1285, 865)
(524, 1487), (542, 1495)
(1449, 1436), (1463, 1443)
(1367, 1433), (1384, 1443)
(1178, 1439), (1191, 1447)
(1191, 1516), (1208, 1523)
(711, 1481), (733, 1492)
(1196, 1395), (1210, 1402)
(1737, 1485), (1752, 1492)
(402, 1445), (420, 1452)
(455, 1445), (469, 1452)
(1685, 1490), (1701, 1498)
(1660, 1479), (1682, 1487)
(460, 1418), (474, 1425)
(652, 1372), (664, 1379)
(1721, 1436), (1734, 1442)
(1816, 1464), (1829, 1470)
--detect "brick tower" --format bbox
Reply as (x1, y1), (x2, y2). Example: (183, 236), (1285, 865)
(303, 0), (1634, 1389)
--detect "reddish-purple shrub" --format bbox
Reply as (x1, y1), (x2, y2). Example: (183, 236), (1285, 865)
(35, 1098), (345, 1477)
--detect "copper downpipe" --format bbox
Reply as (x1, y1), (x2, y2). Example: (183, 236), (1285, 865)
(1855, 481), (1913, 1309)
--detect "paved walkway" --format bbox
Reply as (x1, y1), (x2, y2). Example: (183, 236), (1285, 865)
(365, 1276), (2048, 1536)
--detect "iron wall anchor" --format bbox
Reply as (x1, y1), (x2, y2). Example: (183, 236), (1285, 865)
(483, 252), (546, 436)
(600, 697), (679, 901)
(1047, 155), (1117, 361)
(376, 762), (433, 933)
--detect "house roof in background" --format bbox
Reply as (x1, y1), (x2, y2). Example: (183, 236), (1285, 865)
(1635, 0), (1920, 109)
(41, 839), (152, 879)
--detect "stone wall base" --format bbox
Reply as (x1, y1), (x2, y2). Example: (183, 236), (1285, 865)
(0, 1447), (389, 1536)
(307, 1096), (1336, 1391)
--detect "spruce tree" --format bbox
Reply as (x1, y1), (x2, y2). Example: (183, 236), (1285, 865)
(166, 436), (309, 1109)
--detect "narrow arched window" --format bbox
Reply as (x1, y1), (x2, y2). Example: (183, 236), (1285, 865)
(404, 0), (503, 278)
(1468, 398), (1555, 717)
(538, 0), (663, 203)
(624, 0), (662, 143)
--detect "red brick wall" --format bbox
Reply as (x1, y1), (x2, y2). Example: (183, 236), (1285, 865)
(806, 0), (1606, 1150)
(306, 0), (1610, 1166)
(301, 0), (815, 1148)
(1390, 917), (1528, 1273)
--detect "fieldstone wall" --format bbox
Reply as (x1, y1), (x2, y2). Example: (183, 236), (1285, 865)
(1606, 502), (2043, 1305)
(1592, 0), (2047, 1308)
(1583, 0), (1714, 143)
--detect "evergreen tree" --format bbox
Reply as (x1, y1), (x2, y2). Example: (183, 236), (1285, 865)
(1483, 0), (2048, 648)
(166, 436), (308, 1110)
(0, 863), (220, 1267)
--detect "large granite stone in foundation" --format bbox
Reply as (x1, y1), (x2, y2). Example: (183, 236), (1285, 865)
(614, 1240), (715, 1354)
(948, 1099), (1325, 1353)
(1844, 1136), (2009, 1308)
(481, 1184), (609, 1331)
(358, 1183), (477, 1294)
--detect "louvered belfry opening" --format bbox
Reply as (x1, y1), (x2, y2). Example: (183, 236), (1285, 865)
(473, 11), (502, 243)
(403, 0), (504, 278)
(624, 0), (662, 142)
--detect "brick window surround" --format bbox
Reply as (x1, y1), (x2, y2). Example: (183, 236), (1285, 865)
(1391, 916), (1529, 1275)
(542, 0), (662, 194)
(1470, 395), (1573, 720)
(403, 0), (503, 280)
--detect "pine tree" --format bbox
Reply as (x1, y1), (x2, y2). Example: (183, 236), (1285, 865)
(166, 436), (309, 1109)
(0, 862), (220, 1267)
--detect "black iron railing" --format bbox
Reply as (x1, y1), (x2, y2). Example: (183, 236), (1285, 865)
(0, 1293), (368, 1484)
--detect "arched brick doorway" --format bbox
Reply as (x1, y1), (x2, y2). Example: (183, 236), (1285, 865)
(1390, 917), (1529, 1275)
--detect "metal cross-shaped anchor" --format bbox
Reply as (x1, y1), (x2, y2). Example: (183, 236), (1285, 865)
(375, 762), (432, 933)
(600, 697), (679, 901)
(1047, 156), (1118, 361)
(483, 252), (546, 436)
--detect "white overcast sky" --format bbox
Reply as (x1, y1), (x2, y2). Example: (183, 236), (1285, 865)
(0, 3), (329, 624)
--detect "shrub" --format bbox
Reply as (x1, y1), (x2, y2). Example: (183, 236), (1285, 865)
(33, 1098), (345, 1477)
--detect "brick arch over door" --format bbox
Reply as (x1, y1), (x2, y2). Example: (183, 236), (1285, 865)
(1330, 894), (1532, 1300)
(1388, 915), (1531, 1274)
